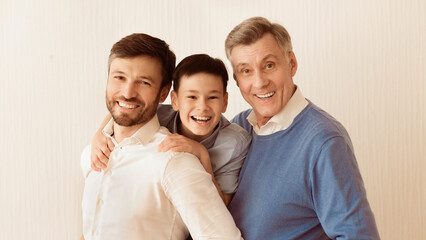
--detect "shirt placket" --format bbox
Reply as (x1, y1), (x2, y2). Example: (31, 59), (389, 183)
(91, 141), (125, 239)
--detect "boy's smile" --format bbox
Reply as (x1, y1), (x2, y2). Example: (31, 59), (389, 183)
(171, 72), (228, 142)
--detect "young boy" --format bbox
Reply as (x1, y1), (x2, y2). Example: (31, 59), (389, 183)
(91, 54), (251, 205)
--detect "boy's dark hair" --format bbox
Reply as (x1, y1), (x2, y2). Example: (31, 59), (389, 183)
(172, 54), (228, 93)
(108, 33), (176, 87)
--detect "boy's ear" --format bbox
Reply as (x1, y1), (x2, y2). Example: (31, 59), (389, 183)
(222, 92), (228, 113)
(170, 90), (179, 111)
(159, 84), (171, 103)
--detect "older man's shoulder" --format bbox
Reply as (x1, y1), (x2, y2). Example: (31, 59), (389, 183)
(297, 101), (351, 142)
(231, 109), (253, 133)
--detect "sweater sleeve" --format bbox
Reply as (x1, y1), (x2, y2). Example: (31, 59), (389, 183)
(311, 136), (380, 240)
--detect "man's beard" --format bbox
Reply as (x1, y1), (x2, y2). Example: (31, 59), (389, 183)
(106, 94), (160, 127)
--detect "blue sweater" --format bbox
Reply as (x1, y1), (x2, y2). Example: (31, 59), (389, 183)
(229, 102), (379, 240)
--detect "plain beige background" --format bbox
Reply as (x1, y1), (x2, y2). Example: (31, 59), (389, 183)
(1, 0), (425, 239)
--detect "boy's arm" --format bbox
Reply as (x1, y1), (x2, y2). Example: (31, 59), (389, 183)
(198, 145), (233, 205)
(208, 123), (252, 200)
(90, 114), (114, 171)
(158, 134), (230, 205)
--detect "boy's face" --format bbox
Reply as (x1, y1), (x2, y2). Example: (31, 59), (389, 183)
(171, 72), (228, 142)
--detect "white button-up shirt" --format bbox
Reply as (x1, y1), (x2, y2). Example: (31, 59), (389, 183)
(81, 115), (242, 240)
(247, 86), (308, 135)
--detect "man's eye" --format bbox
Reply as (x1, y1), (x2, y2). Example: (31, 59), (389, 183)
(136, 80), (151, 86)
(242, 69), (250, 74)
(114, 76), (125, 80)
(266, 63), (274, 69)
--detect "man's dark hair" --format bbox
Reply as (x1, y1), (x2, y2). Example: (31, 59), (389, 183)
(109, 33), (176, 87)
(172, 54), (228, 93)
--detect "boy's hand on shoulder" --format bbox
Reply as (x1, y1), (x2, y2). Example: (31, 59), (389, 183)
(158, 133), (204, 159)
(90, 130), (114, 171)
(158, 133), (213, 175)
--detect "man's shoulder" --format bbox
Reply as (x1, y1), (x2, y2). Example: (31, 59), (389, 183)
(283, 102), (354, 156)
(162, 151), (205, 179)
(148, 126), (172, 144)
(231, 109), (253, 133)
(232, 109), (252, 122)
(80, 144), (92, 178)
(296, 102), (350, 139)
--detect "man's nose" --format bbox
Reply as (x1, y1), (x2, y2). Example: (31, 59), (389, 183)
(253, 71), (269, 89)
(122, 82), (137, 99)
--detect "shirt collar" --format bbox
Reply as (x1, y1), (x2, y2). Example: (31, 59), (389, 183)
(102, 114), (161, 146)
(247, 86), (308, 135)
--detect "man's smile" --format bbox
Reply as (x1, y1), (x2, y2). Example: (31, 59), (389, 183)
(255, 91), (275, 99)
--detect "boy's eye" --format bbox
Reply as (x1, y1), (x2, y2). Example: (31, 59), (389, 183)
(187, 96), (196, 99)
(208, 96), (219, 100)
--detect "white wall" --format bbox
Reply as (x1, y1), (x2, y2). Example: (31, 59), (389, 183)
(0, 0), (424, 239)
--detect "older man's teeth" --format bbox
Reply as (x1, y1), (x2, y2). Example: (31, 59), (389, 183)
(256, 92), (275, 99)
(118, 102), (137, 109)
(191, 116), (211, 123)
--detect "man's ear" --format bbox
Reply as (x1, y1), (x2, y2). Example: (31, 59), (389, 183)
(288, 51), (298, 77)
(233, 73), (239, 87)
(159, 84), (171, 103)
(170, 90), (179, 111)
(222, 92), (229, 113)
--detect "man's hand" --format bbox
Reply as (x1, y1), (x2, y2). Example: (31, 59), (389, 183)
(90, 130), (114, 171)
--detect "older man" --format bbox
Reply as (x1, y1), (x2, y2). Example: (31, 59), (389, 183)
(226, 17), (380, 239)
(80, 33), (242, 240)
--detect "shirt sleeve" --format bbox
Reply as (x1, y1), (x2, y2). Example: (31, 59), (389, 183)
(211, 123), (252, 194)
(162, 152), (243, 240)
(312, 137), (380, 240)
(80, 145), (92, 179)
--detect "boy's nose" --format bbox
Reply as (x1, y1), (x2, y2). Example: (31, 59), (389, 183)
(197, 99), (210, 110)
